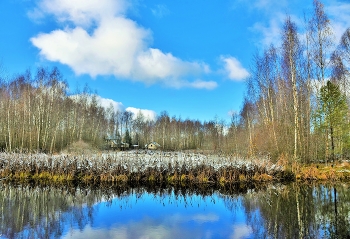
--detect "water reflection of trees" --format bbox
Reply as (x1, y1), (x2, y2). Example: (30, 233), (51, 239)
(0, 182), (349, 239)
(0, 184), (96, 239)
(0, 182), (267, 238)
(238, 183), (350, 239)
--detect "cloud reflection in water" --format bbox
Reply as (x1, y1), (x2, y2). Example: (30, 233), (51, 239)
(62, 191), (253, 239)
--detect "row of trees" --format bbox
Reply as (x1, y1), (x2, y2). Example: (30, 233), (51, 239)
(235, 0), (350, 163)
(0, 67), (229, 153)
(105, 110), (228, 152)
(0, 67), (109, 153)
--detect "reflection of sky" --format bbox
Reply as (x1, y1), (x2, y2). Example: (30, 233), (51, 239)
(61, 191), (253, 239)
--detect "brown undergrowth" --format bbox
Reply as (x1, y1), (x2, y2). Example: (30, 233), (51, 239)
(0, 151), (294, 186)
(295, 161), (350, 181)
(268, 153), (350, 182)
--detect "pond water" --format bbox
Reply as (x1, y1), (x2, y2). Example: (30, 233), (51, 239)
(0, 182), (349, 239)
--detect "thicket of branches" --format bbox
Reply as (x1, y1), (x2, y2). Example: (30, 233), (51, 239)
(236, 0), (350, 163)
(0, 67), (109, 153)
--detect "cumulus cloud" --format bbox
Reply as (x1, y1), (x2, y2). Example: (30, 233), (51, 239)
(29, 0), (128, 27)
(220, 56), (250, 81)
(71, 95), (157, 121)
(97, 96), (125, 112)
(97, 98), (157, 121)
(126, 107), (157, 121)
(136, 48), (206, 81)
(30, 0), (215, 89)
(69, 94), (126, 113)
(31, 18), (150, 78)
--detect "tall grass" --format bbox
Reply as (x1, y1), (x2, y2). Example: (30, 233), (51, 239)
(0, 151), (294, 185)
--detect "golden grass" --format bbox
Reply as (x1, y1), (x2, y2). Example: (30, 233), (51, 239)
(239, 174), (246, 182)
(296, 162), (350, 181)
(8, 160), (349, 185)
(219, 176), (226, 185)
(4, 169), (286, 185)
(253, 173), (273, 181)
(180, 174), (187, 182)
(148, 175), (156, 182)
(115, 174), (128, 182)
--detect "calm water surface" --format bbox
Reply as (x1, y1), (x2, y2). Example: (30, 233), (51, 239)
(0, 183), (349, 239)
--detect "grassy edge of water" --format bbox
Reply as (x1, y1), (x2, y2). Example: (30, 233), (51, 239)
(1, 169), (294, 186)
(293, 162), (350, 181)
(3, 152), (350, 186)
(6, 166), (349, 185)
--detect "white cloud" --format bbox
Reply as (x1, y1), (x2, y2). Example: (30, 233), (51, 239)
(97, 96), (125, 112)
(151, 4), (170, 18)
(250, 13), (286, 49)
(136, 48), (206, 81)
(244, 0), (308, 50)
(189, 80), (218, 90)
(154, 78), (217, 90)
(251, 20), (279, 48)
(326, 1), (350, 44)
(31, 17), (150, 78)
(62, 225), (128, 239)
(247, 0), (350, 51)
(220, 56), (250, 81)
(29, 0), (128, 27)
(97, 97), (157, 121)
(69, 94), (126, 112)
(252, 0), (288, 11)
(71, 95), (157, 121)
(232, 0), (288, 12)
(126, 107), (157, 121)
(30, 0), (213, 89)
(62, 213), (222, 239)
(192, 213), (219, 223)
(230, 224), (252, 239)
(228, 110), (238, 117)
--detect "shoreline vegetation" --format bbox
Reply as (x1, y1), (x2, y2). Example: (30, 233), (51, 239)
(0, 150), (291, 185)
(1, 150), (349, 187)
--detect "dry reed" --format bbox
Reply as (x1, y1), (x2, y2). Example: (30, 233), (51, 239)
(0, 151), (293, 185)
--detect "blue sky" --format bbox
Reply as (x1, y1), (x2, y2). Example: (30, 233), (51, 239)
(1, 0), (350, 122)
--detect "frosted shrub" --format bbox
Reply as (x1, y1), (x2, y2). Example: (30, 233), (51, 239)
(0, 151), (290, 184)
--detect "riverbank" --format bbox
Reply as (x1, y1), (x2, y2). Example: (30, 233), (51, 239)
(295, 162), (350, 181)
(0, 151), (293, 185)
(2, 151), (349, 186)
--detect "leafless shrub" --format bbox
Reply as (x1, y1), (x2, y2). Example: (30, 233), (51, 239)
(0, 150), (291, 184)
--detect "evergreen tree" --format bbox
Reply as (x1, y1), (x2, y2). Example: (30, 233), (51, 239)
(124, 129), (132, 146)
(315, 81), (349, 162)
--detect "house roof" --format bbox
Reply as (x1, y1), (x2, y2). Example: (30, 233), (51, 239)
(149, 142), (161, 146)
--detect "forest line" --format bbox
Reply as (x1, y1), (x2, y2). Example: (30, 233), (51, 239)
(0, 66), (229, 154)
